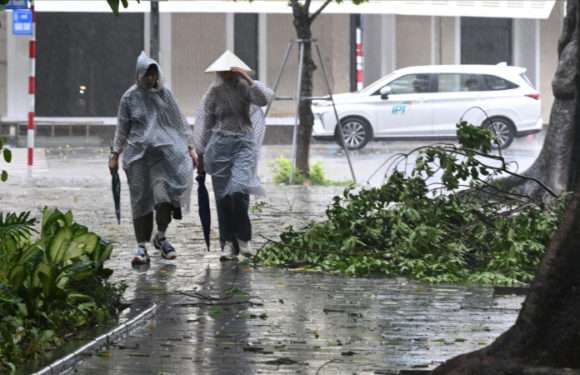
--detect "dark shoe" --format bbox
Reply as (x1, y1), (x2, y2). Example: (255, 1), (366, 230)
(153, 235), (177, 260)
(131, 245), (150, 266)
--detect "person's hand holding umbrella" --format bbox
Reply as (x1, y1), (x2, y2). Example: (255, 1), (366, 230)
(109, 151), (121, 225)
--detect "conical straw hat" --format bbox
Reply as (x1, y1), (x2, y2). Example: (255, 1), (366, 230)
(205, 50), (252, 73)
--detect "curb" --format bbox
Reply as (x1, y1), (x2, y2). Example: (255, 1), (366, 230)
(32, 304), (158, 375)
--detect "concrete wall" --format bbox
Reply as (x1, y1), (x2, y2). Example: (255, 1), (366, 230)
(396, 16), (431, 68)
(266, 14), (350, 116)
(540, 2), (564, 124)
(171, 13), (226, 116)
(0, 13), (7, 117)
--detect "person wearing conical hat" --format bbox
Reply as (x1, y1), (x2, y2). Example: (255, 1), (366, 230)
(110, 51), (198, 266)
(194, 50), (274, 261)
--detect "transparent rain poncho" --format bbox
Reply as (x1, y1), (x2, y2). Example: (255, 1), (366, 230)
(113, 52), (194, 219)
(194, 78), (274, 200)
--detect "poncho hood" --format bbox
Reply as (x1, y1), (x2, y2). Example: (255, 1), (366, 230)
(136, 51), (164, 88)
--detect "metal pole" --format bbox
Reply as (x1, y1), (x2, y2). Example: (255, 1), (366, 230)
(27, 0), (36, 177)
(150, 0), (160, 61)
(264, 41), (294, 117)
(356, 16), (364, 91)
(314, 42), (357, 183)
(290, 41), (305, 184)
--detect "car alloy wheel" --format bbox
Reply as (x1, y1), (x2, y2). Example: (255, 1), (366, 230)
(485, 118), (514, 149)
(339, 119), (370, 150)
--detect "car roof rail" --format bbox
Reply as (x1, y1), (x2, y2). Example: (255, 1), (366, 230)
(496, 62), (508, 67)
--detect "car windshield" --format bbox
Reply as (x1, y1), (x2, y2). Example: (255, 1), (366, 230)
(359, 72), (396, 95)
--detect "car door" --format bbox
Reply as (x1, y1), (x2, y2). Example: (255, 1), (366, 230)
(430, 73), (484, 136)
(370, 73), (434, 137)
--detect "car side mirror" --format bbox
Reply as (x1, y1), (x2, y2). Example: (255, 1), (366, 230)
(380, 86), (392, 100)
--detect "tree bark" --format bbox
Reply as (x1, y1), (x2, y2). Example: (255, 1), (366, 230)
(497, 1), (577, 202)
(432, 1), (580, 372)
(291, 1), (316, 179)
(150, 0), (160, 62)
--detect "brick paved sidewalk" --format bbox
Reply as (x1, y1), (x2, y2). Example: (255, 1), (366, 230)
(0, 153), (523, 375)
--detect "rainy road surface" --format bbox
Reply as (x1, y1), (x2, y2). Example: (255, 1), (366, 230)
(0, 135), (540, 374)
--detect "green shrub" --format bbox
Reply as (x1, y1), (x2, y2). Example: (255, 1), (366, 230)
(0, 208), (124, 371)
(270, 156), (348, 186)
(257, 123), (564, 285)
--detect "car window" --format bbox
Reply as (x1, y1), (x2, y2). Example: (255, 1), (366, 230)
(383, 74), (433, 95)
(483, 75), (518, 91)
(436, 74), (483, 92)
(520, 73), (535, 88)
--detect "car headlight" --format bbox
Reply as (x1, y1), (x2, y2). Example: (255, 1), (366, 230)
(312, 100), (333, 108)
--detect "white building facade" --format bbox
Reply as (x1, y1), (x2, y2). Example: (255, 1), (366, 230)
(0, 0), (564, 124)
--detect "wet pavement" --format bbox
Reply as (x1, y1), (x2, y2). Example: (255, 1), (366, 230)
(0, 137), (539, 374)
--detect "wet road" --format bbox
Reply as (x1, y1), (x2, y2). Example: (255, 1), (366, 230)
(0, 136), (539, 374)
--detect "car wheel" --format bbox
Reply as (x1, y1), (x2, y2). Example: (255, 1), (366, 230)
(484, 117), (515, 149)
(336, 117), (372, 150)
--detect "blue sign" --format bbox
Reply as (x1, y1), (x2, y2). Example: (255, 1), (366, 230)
(5, 0), (28, 10)
(12, 9), (32, 36)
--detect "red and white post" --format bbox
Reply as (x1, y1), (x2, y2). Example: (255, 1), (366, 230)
(27, 0), (36, 175)
(355, 24), (364, 91)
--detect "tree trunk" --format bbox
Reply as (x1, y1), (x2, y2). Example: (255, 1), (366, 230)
(150, 0), (160, 62)
(291, 1), (316, 179)
(432, 1), (580, 372)
(497, 1), (577, 202)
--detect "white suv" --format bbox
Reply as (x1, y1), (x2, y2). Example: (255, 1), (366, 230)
(312, 64), (542, 149)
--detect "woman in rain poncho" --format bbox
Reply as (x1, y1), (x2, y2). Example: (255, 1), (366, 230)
(194, 50), (274, 261)
(109, 51), (197, 266)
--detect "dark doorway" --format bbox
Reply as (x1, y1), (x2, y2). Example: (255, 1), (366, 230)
(461, 17), (512, 65)
(36, 13), (144, 117)
(234, 13), (259, 78)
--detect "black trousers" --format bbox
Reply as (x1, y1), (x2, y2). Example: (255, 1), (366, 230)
(216, 193), (251, 248)
(133, 203), (179, 243)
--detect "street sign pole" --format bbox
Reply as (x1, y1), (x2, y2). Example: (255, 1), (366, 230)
(26, 0), (35, 175)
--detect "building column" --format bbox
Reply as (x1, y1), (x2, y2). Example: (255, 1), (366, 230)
(454, 17), (461, 64)
(513, 18), (539, 88)
(160, 13), (172, 89)
(362, 14), (395, 86)
(431, 16), (441, 65)
(258, 13), (267, 82)
(6, 11), (29, 121)
(226, 13), (234, 51)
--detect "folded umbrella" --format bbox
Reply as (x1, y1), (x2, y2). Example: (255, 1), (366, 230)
(197, 172), (211, 251)
(110, 168), (121, 225)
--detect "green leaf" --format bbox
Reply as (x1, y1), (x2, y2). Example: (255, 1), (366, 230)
(48, 228), (73, 264)
(3, 148), (11, 163)
(66, 233), (99, 261)
(1, 170), (7, 182)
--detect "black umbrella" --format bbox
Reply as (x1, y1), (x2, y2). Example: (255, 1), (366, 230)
(110, 168), (121, 225)
(196, 172), (211, 251)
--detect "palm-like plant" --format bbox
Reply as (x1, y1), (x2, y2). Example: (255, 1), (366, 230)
(0, 212), (36, 252)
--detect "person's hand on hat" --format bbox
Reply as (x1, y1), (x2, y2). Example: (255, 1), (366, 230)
(231, 67), (253, 85)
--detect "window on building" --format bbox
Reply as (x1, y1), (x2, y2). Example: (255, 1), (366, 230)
(234, 14), (259, 79)
(461, 18), (512, 65)
(36, 13), (144, 117)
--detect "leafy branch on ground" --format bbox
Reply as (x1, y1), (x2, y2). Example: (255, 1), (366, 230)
(0, 208), (125, 372)
(257, 123), (564, 285)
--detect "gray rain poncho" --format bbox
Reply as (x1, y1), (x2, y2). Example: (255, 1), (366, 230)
(113, 52), (194, 219)
(193, 78), (274, 199)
